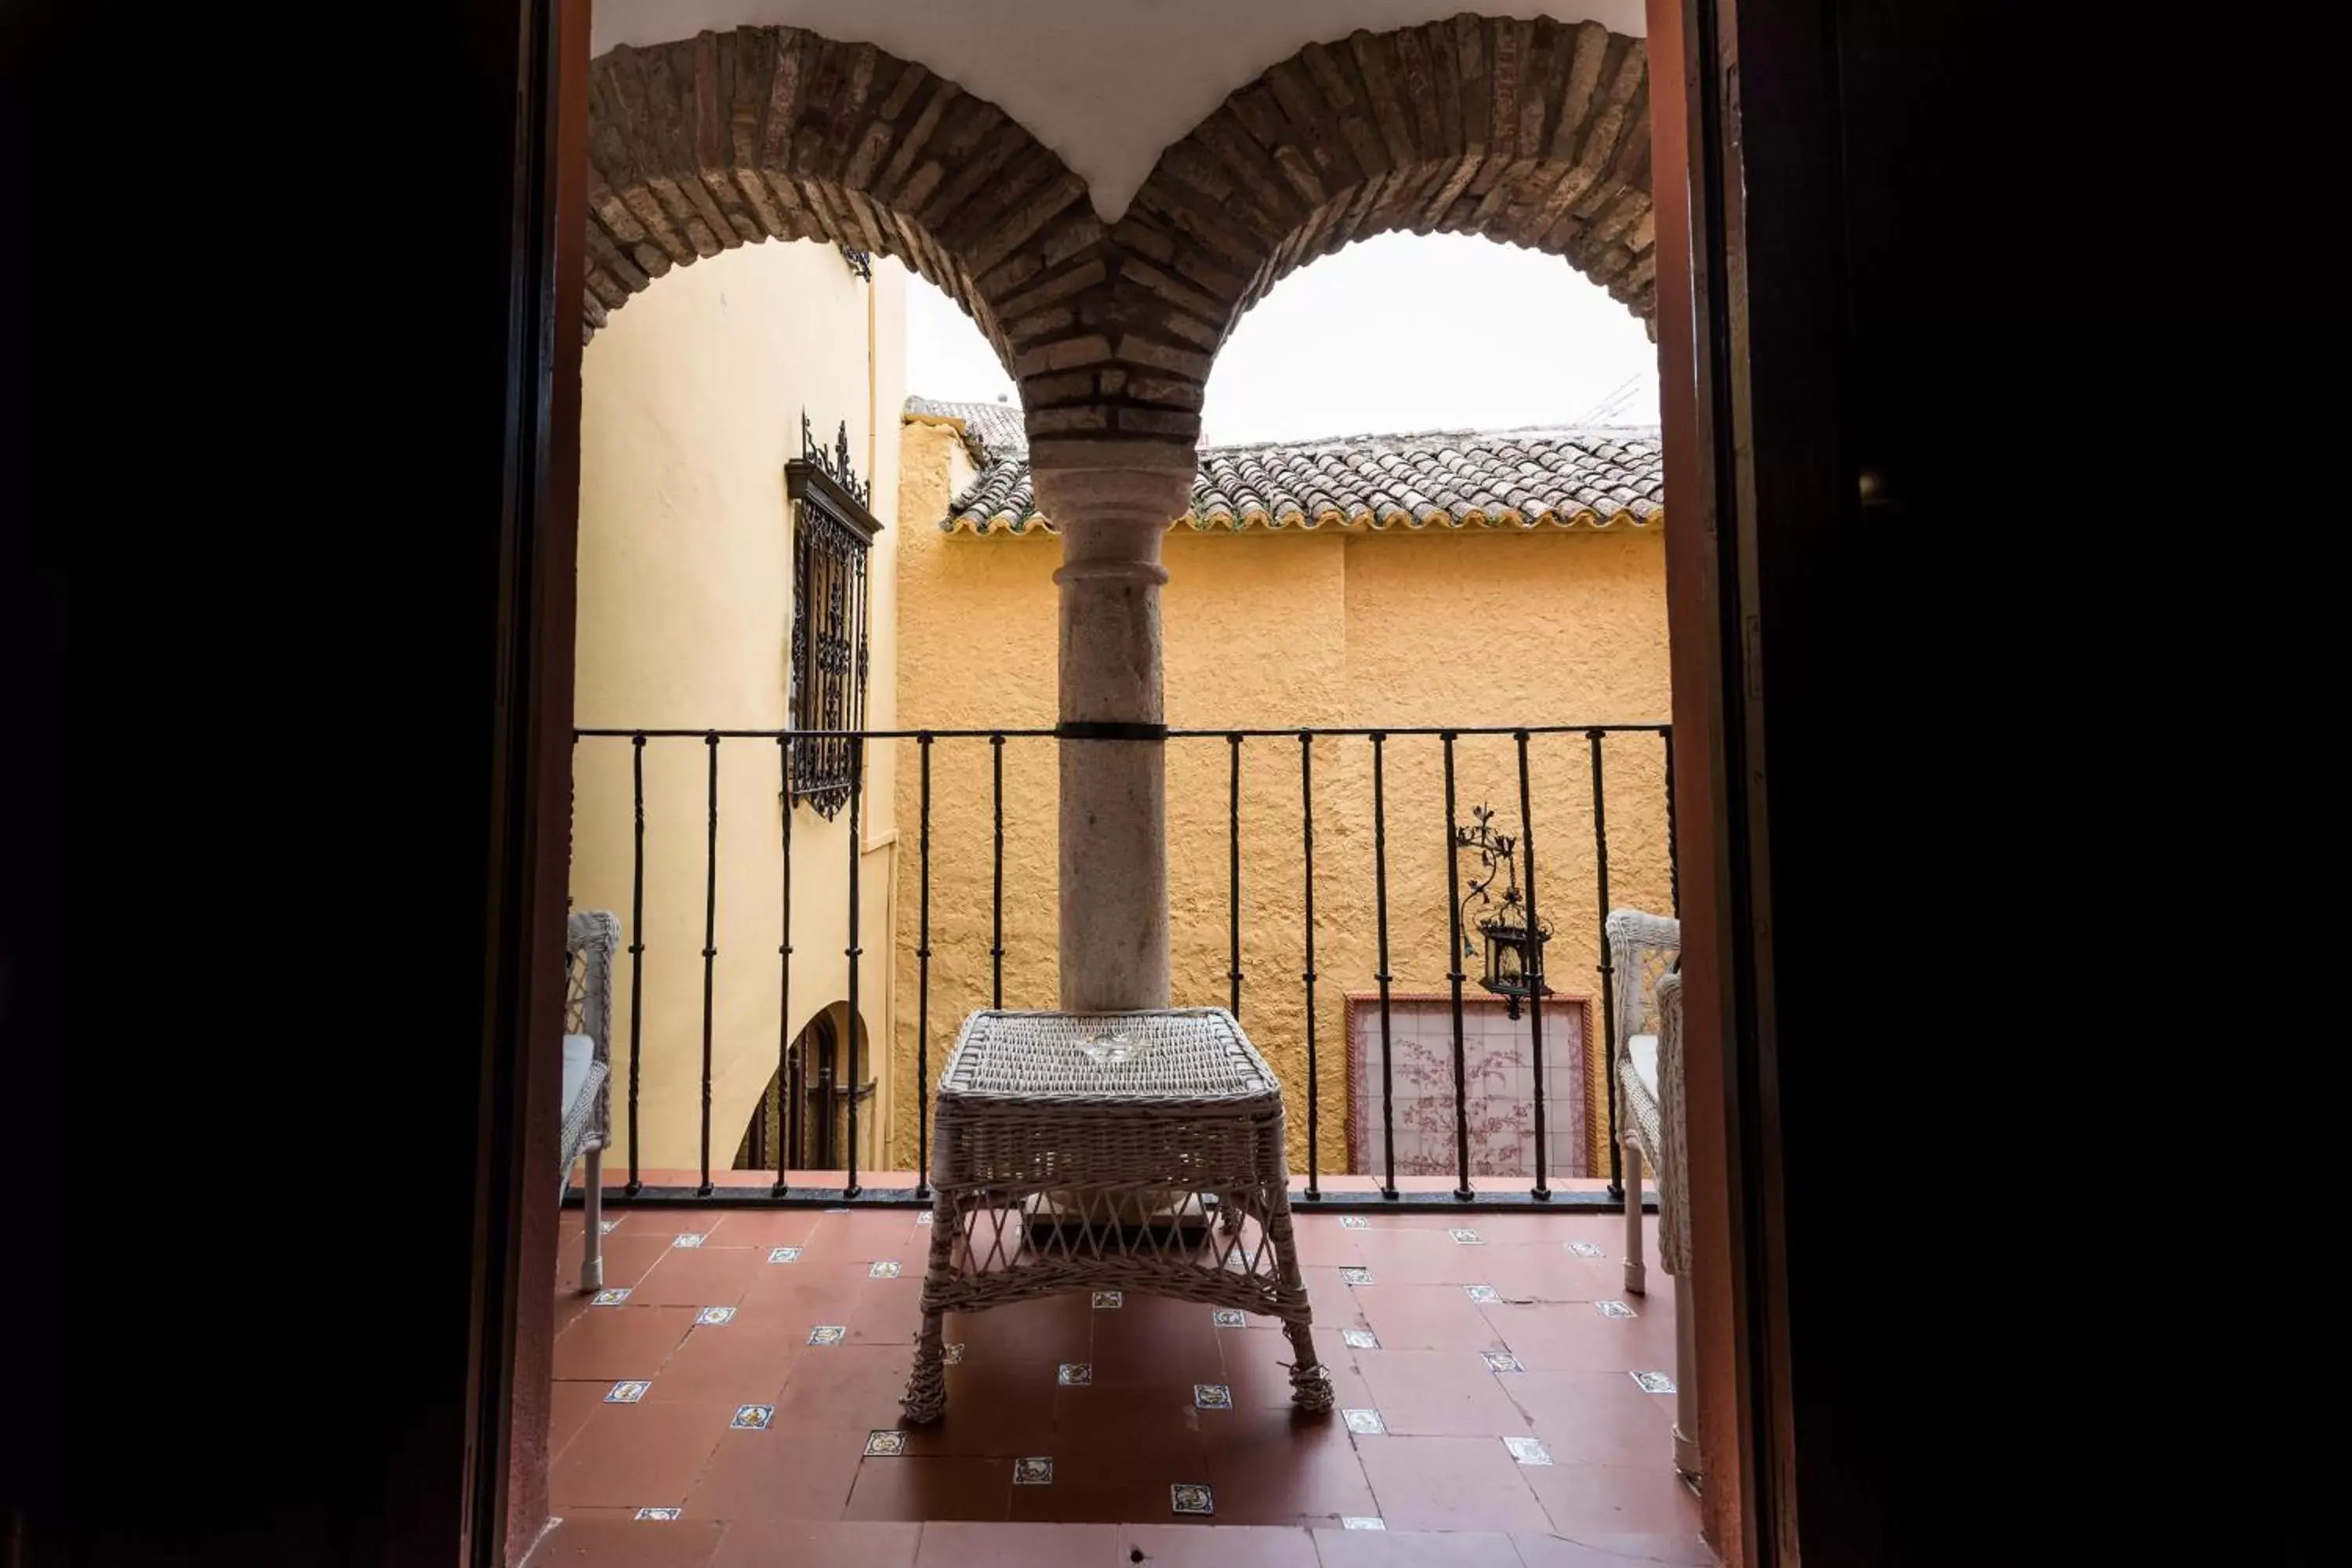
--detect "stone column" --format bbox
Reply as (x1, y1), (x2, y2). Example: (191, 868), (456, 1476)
(1029, 440), (1196, 1012)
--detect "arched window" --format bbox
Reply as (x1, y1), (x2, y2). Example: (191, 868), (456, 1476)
(732, 1007), (877, 1172)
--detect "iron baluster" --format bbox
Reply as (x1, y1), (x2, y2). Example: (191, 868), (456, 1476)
(1371, 732), (1399, 1201)
(1440, 733), (1474, 1200)
(1228, 732), (1244, 1019)
(786, 1032), (804, 1171)
(1589, 728), (1620, 1200)
(775, 737), (793, 1196)
(626, 733), (647, 1195)
(814, 1025), (835, 1168)
(843, 733), (864, 1198)
(1663, 728), (1680, 917)
(1517, 731), (1551, 1199)
(699, 734), (720, 1196)
(990, 731), (1005, 1008)
(1299, 731), (1320, 1200)
(916, 733), (934, 1200)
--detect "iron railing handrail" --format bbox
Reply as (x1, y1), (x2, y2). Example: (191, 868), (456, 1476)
(575, 722), (1671, 740)
(572, 721), (1677, 1209)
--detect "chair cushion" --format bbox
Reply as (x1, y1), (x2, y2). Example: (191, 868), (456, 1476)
(561, 1033), (597, 1113)
(1628, 1033), (1660, 1098)
(558, 1033), (608, 1176)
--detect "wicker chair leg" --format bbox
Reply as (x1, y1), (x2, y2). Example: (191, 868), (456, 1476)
(579, 1145), (604, 1294)
(1282, 1316), (1335, 1414)
(1671, 1265), (1701, 1481)
(1622, 1135), (1647, 1296)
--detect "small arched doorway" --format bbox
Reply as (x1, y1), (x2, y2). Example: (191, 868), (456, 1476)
(731, 1003), (875, 1172)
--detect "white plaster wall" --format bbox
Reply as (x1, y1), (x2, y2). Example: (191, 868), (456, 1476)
(572, 240), (906, 1171)
(590, 1), (1646, 222)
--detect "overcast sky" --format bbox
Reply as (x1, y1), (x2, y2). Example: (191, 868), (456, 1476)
(906, 231), (1661, 446)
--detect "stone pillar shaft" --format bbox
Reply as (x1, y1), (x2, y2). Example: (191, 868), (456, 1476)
(1031, 441), (1194, 1013)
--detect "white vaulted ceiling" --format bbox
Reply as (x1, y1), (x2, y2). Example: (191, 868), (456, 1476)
(589, 0), (1646, 222)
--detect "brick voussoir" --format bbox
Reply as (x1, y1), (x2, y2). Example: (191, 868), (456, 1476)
(589, 19), (1656, 473)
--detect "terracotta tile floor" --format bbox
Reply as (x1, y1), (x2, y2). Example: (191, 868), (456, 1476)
(535, 1188), (1706, 1567)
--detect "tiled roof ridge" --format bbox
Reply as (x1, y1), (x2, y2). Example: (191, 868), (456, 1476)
(904, 394), (1028, 461)
(1198, 423), (1661, 456)
(934, 423), (1664, 538)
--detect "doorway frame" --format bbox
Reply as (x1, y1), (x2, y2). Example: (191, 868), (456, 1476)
(458, 1), (1831, 1561)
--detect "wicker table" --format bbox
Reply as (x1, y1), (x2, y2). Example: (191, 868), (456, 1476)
(902, 1007), (1333, 1421)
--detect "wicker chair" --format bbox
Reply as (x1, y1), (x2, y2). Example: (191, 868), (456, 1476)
(562, 910), (619, 1292)
(1657, 967), (1700, 1481)
(1605, 909), (1681, 1298)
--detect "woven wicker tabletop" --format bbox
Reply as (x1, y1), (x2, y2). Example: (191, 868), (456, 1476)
(938, 1008), (1278, 1104)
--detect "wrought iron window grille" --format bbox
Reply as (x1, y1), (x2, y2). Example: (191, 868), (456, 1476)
(786, 415), (881, 817)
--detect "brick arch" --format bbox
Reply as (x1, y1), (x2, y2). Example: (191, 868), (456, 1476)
(581, 27), (1094, 360)
(1008, 16), (1653, 450)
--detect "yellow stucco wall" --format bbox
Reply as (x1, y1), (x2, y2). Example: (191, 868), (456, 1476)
(570, 241), (907, 1176)
(889, 419), (1675, 1178)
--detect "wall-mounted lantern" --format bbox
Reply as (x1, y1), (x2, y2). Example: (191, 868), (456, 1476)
(1453, 804), (1552, 1019)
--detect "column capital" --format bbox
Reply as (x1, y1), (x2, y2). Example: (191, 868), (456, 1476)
(1030, 437), (1196, 564)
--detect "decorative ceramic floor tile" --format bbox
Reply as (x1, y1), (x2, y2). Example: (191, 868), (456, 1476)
(1057, 1363), (1092, 1386)
(633, 1507), (681, 1521)
(1193, 1384), (1232, 1410)
(1342, 1329), (1381, 1350)
(870, 1261), (902, 1279)
(1481, 1351), (1525, 1374)
(1341, 1267), (1374, 1286)
(768, 1247), (802, 1264)
(672, 1233), (706, 1249)
(1013, 1457), (1053, 1486)
(1211, 1308), (1246, 1327)
(696, 1306), (735, 1326)
(1341, 1516), (1386, 1530)
(1340, 1216), (1370, 1229)
(1504, 1436), (1553, 1466)
(1632, 1370), (1677, 1394)
(865, 1429), (907, 1456)
(808, 1326), (847, 1346)
(1465, 1285), (1501, 1303)
(591, 1288), (632, 1306)
(1171, 1483), (1214, 1516)
(730, 1405), (773, 1430)
(1342, 1408), (1388, 1436)
(604, 1381), (650, 1403)
(1566, 1240), (1602, 1258)
(942, 1343), (966, 1365)
(1449, 1228), (1484, 1245)
(1595, 1300), (1637, 1319)
(1092, 1291), (1123, 1309)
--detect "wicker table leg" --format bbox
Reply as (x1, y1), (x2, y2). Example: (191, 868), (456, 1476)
(1261, 1181), (1334, 1414)
(901, 1192), (960, 1425)
(1280, 1313), (1335, 1413)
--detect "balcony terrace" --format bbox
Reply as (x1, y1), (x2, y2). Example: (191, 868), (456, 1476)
(538, 1178), (1701, 1567)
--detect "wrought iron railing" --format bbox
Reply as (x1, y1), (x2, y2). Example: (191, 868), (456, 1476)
(568, 723), (1676, 1210)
